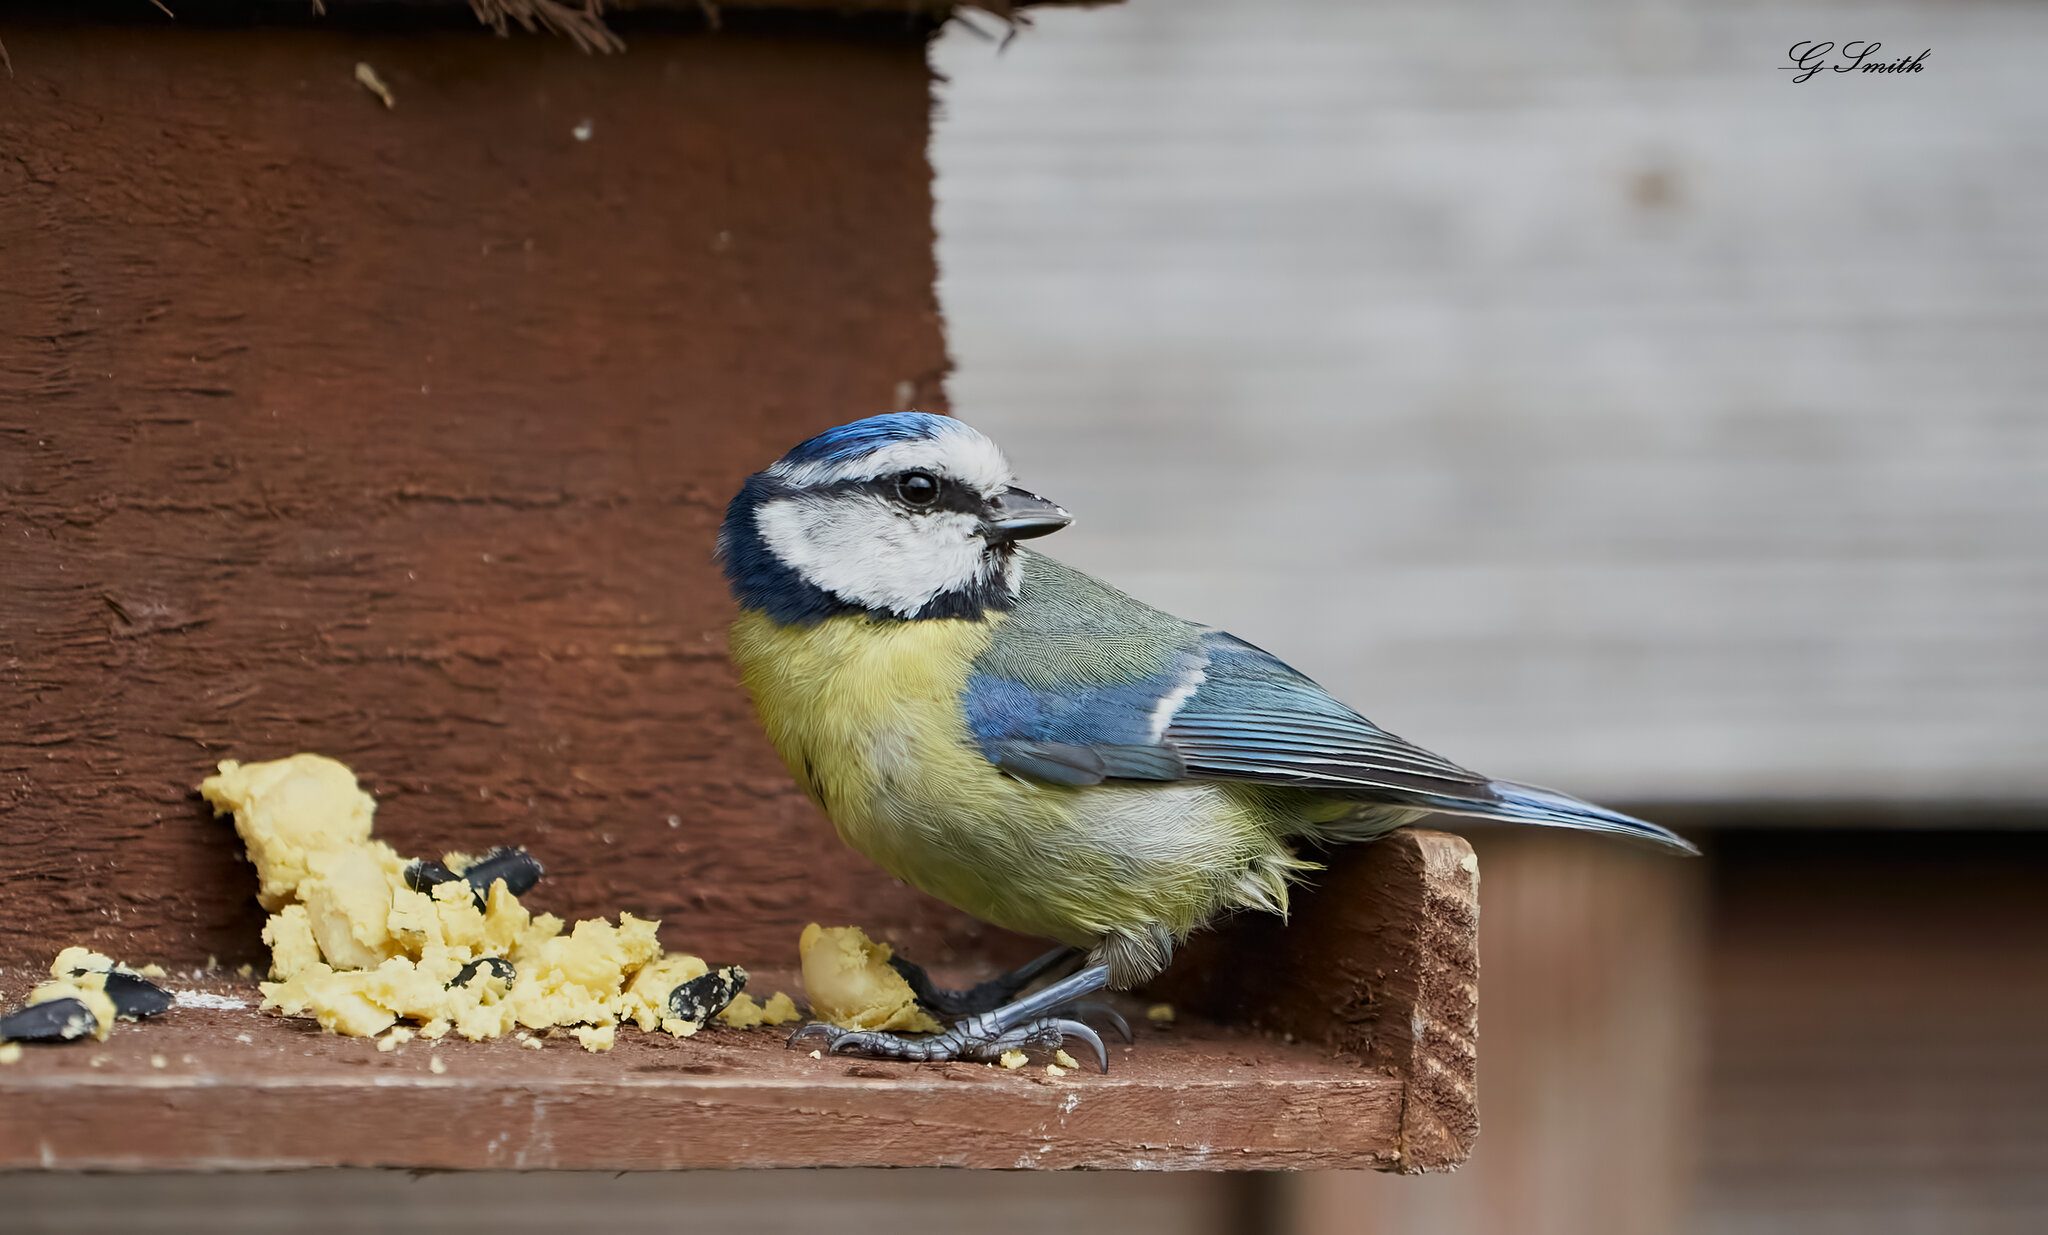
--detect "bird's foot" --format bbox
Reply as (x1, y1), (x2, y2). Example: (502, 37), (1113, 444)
(789, 1012), (1108, 1071)
(788, 961), (1120, 1071)
(888, 945), (1084, 1018)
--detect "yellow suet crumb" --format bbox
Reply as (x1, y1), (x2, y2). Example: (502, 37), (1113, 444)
(1044, 1063), (1067, 1078)
(797, 924), (943, 1034)
(716, 990), (801, 1029)
(1054, 1049), (1080, 1070)
(999, 1049), (1028, 1070)
(1146, 1002), (1176, 1026)
(0, 1043), (22, 1065)
(428, 1054), (447, 1075)
(149, 1054), (168, 1069)
(202, 754), (795, 1053)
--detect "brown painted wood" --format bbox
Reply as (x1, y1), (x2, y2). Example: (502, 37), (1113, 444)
(0, 834), (1473, 1172)
(1151, 828), (1480, 1173)
(0, 18), (986, 973)
(0, 982), (1399, 1171)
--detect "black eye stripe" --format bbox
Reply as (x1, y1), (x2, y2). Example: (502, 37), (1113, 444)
(856, 472), (986, 517)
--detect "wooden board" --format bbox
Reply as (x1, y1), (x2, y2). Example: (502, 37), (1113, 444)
(0, 18), (979, 971)
(0, 831), (1478, 1172)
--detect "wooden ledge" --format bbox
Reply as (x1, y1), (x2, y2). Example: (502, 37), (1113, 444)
(0, 831), (1476, 1173)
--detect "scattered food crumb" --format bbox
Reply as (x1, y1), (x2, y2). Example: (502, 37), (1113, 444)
(572, 118), (593, 142)
(89, 1055), (107, 1068)
(1146, 1002), (1176, 1026)
(999, 1049), (1028, 1070)
(149, 1054), (168, 1069)
(798, 924), (942, 1034)
(521, 1036), (544, 1051)
(136, 964), (167, 979)
(1053, 1049), (1080, 1070)
(808, 1049), (822, 1060)
(173, 990), (248, 1011)
(354, 62), (395, 109)
(236, 964), (255, 979)
(428, 1054), (447, 1075)
(234, 1033), (254, 1045)
(1044, 1063), (1067, 1078)
(0, 1043), (21, 1065)
(376, 1026), (414, 1053)
(206, 956), (220, 972)
(202, 754), (793, 1055)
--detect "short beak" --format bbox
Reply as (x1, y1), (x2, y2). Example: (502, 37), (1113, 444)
(983, 486), (1072, 544)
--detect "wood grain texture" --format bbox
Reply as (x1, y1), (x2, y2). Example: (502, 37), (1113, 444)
(933, 0), (2048, 804)
(1287, 830), (1707, 1235)
(0, 20), (981, 971)
(1153, 829), (1480, 1173)
(0, 971), (1406, 1171)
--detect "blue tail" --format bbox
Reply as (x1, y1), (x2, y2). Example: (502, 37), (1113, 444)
(1417, 779), (1699, 856)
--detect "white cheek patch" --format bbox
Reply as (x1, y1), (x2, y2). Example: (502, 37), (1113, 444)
(756, 493), (1001, 617)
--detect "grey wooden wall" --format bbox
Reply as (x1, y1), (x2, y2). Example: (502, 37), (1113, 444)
(933, 0), (2048, 806)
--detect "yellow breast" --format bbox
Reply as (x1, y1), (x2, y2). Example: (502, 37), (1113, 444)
(728, 609), (1010, 874)
(728, 608), (1298, 952)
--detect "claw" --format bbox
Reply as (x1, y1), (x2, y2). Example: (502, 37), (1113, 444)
(1063, 1000), (1133, 1044)
(1047, 1018), (1108, 1073)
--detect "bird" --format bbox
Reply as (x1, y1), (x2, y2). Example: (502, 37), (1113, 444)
(718, 412), (1696, 1069)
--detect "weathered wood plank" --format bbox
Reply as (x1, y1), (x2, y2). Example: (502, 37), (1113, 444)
(1156, 828), (1480, 1173)
(0, 833), (1472, 1172)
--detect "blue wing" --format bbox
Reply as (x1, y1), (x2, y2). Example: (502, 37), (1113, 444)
(964, 553), (1696, 854)
(1161, 633), (1491, 797)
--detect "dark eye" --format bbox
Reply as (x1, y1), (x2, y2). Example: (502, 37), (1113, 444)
(894, 471), (941, 508)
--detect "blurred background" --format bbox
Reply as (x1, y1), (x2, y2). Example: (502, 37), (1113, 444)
(6, 0), (2044, 1231)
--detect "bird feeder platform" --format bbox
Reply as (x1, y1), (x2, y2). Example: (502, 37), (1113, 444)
(0, 832), (1475, 1173)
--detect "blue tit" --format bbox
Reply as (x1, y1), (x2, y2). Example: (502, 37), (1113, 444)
(719, 412), (1695, 1068)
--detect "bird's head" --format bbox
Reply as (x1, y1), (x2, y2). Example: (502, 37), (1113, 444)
(718, 413), (1070, 623)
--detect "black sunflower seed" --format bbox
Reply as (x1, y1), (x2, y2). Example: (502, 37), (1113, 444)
(460, 847), (544, 900)
(64, 963), (173, 1021)
(448, 957), (517, 991)
(404, 847), (543, 908)
(667, 966), (747, 1024)
(0, 997), (100, 1043)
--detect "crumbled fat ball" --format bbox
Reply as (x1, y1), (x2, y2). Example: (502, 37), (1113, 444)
(204, 755), (793, 1054)
(798, 924), (942, 1034)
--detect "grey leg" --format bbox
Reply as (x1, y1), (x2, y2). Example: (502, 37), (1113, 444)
(888, 945), (1084, 1017)
(790, 963), (1118, 1071)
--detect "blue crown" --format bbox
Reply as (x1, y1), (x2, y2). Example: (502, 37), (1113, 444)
(776, 412), (962, 472)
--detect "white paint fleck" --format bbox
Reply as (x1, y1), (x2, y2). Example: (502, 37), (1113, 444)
(174, 990), (249, 1011)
